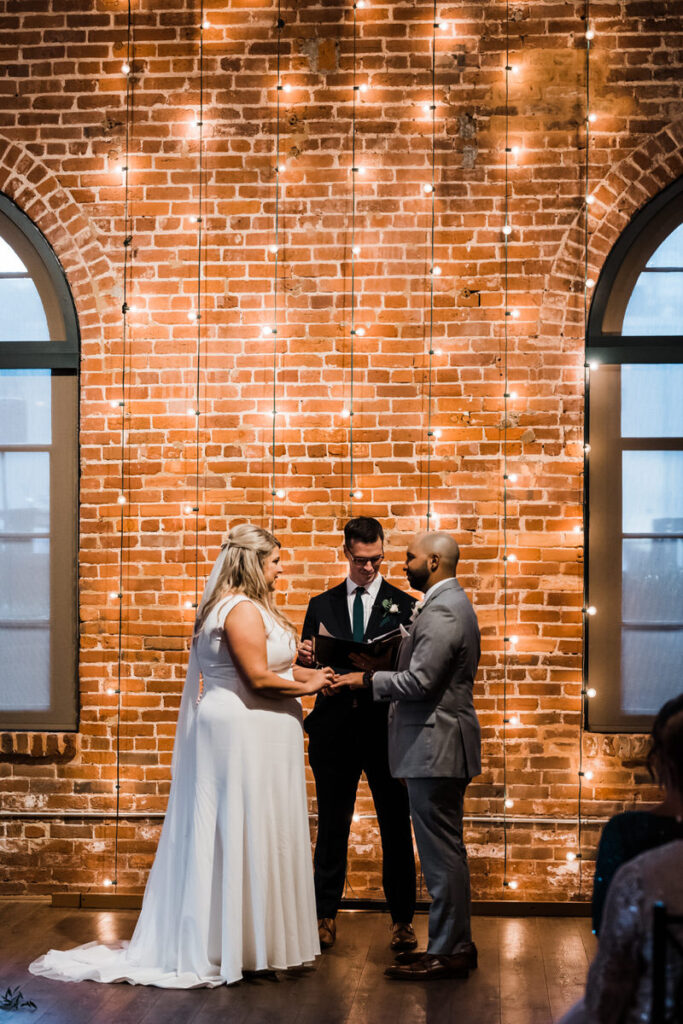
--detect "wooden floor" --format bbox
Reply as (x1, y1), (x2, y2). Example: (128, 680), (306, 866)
(0, 901), (596, 1023)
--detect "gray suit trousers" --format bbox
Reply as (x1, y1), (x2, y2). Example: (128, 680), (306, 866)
(406, 776), (471, 954)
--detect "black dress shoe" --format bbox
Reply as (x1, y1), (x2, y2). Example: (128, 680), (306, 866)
(385, 955), (469, 981)
(390, 922), (418, 951)
(394, 943), (478, 970)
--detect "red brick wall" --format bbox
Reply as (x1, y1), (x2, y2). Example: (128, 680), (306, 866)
(2, 0), (682, 901)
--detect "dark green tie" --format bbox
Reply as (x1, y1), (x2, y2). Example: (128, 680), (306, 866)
(353, 587), (365, 642)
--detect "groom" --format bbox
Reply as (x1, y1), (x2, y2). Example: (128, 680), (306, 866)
(298, 517), (417, 952)
(333, 531), (481, 980)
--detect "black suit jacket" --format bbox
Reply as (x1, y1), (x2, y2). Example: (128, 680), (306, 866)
(301, 578), (416, 738)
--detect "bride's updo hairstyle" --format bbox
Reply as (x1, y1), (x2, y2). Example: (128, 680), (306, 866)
(195, 522), (295, 637)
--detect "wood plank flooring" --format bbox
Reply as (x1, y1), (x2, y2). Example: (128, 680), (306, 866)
(0, 902), (596, 1024)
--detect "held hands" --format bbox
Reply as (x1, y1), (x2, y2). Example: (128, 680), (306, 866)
(328, 671), (365, 692)
(308, 666), (335, 694)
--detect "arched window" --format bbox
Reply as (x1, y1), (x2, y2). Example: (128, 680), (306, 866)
(587, 176), (683, 731)
(0, 194), (78, 730)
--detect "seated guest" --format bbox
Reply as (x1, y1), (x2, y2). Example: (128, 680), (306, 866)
(558, 709), (683, 1024)
(592, 692), (683, 936)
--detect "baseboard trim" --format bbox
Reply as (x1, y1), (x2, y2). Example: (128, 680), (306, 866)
(50, 892), (590, 917)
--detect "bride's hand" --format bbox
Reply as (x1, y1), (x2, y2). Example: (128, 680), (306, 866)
(307, 668), (334, 694)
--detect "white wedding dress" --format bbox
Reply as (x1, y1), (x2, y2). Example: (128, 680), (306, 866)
(29, 593), (320, 987)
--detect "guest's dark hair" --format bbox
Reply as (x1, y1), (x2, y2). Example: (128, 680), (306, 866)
(646, 692), (683, 783)
(660, 710), (683, 796)
(344, 516), (384, 548)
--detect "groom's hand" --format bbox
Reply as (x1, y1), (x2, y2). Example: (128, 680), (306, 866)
(330, 672), (365, 691)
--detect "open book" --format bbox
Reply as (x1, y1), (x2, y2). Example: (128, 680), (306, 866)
(312, 624), (404, 672)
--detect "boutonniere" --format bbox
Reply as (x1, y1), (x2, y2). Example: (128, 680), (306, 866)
(381, 598), (400, 616)
(409, 601), (424, 623)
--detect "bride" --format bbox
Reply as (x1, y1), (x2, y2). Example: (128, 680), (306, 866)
(30, 524), (333, 987)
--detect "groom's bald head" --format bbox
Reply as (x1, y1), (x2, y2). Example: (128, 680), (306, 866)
(414, 531), (460, 573)
(404, 531), (460, 593)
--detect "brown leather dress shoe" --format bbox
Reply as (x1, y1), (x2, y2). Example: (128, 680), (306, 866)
(385, 954), (470, 981)
(318, 917), (336, 949)
(395, 942), (478, 969)
(390, 922), (418, 951)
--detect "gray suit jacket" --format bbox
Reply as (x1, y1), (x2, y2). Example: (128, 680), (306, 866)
(372, 578), (481, 779)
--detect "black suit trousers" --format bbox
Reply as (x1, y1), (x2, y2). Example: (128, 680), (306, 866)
(307, 702), (416, 922)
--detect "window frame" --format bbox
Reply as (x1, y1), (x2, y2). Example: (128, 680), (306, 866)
(0, 192), (79, 731)
(586, 175), (683, 733)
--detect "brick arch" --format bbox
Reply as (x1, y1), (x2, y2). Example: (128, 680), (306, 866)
(0, 135), (116, 341)
(538, 113), (683, 345)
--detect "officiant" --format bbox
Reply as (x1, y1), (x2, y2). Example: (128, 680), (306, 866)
(298, 517), (417, 953)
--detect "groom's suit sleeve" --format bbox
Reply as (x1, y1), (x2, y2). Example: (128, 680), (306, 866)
(372, 601), (463, 703)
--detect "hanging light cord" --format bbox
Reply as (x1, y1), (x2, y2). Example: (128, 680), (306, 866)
(192, 1), (205, 608)
(501, 0), (511, 891)
(348, 0), (359, 513)
(271, 2), (283, 526)
(425, 1), (437, 531)
(113, 0), (134, 889)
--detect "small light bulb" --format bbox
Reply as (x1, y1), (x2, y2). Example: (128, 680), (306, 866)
(586, 28), (595, 40)
(511, 145), (520, 157)
(423, 103), (431, 114)
(359, 83), (368, 93)
(184, 600), (193, 609)
(353, 489), (363, 499)
(203, 17), (210, 29)
(184, 505), (193, 515)
(269, 244), (278, 254)
(356, 327), (365, 337)
(110, 591), (121, 600)
(434, 347), (443, 356)
(432, 265), (442, 276)
(356, 0), (367, 8)
(508, 473), (518, 483)
(566, 851), (576, 862)
(584, 769), (594, 781)
(509, 714), (520, 726)
(352, 813), (360, 822)
(586, 277), (595, 289)
(357, 165), (366, 175)
(573, 525), (582, 534)
(187, 311), (197, 322)
(588, 112), (597, 123)
(586, 605), (597, 616)
(110, 400), (119, 409)
(423, 183), (433, 194)
(502, 223), (512, 236)
(433, 428), (442, 439)
(270, 409), (277, 419)
(103, 879), (113, 887)
(587, 687), (597, 698)
(121, 62), (131, 75)
(276, 489), (286, 499)
(586, 194), (595, 205)
(509, 635), (519, 646)
(511, 308), (520, 318)
(584, 443), (591, 453)
(106, 687), (116, 695)
(508, 879), (518, 890)
(341, 408), (350, 418)
(352, 245), (361, 256)
(117, 494), (126, 505)
(262, 325), (275, 336)
(509, 390), (518, 400)
(507, 553), (517, 563)
(504, 797), (514, 809)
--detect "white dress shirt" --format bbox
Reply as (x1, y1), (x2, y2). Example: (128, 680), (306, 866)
(345, 573), (383, 633)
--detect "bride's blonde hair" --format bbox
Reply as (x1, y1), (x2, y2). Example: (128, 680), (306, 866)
(194, 523), (295, 637)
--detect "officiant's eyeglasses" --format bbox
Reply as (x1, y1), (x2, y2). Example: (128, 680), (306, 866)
(349, 555), (384, 567)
